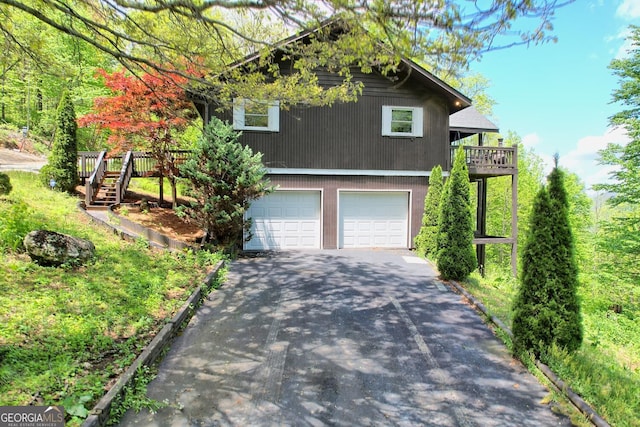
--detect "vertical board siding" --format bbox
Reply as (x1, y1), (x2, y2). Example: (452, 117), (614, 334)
(267, 175), (428, 249)
(208, 69), (451, 173)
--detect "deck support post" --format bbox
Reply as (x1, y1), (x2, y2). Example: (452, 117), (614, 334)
(476, 178), (487, 276)
(511, 156), (518, 277)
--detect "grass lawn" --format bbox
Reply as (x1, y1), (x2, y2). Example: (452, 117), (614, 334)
(0, 172), (223, 426)
(462, 269), (640, 427)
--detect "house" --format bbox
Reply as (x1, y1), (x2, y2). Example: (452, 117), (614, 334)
(192, 25), (518, 272)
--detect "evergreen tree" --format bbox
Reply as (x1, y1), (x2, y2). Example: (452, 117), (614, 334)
(437, 148), (476, 280)
(512, 185), (556, 358)
(178, 118), (273, 250)
(40, 92), (78, 192)
(513, 160), (582, 359)
(593, 25), (640, 283)
(546, 159), (583, 352)
(415, 165), (443, 259)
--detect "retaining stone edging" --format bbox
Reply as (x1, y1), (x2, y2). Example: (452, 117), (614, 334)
(107, 204), (196, 252)
(80, 261), (225, 427)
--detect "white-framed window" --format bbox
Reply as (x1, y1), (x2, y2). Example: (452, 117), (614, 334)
(233, 98), (280, 132)
(381, 106), (423, 137)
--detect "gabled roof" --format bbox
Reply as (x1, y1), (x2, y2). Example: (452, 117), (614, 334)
(224, 19), (471, 113)
(449, 105), (499, 141)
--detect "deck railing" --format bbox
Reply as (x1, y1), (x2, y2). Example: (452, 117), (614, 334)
(116, 151), (134, 204)
(450, 145), (517, 172)
(79, 152), (125, 178)
(79, 150), (194, 178)
(85, 150), (107, 205)
(78, 152), (102, 179)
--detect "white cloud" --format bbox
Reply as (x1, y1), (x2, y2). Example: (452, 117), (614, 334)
(560, 126), (630, 190)
(521, 133), (540, 148)
(616, 0), (640, 19)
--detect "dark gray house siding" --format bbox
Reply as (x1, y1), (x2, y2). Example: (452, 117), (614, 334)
(196, 59), (468, 250)
(204, 69), (452, 173)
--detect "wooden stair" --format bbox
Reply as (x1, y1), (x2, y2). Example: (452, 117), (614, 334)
(90, 171), (120, 207)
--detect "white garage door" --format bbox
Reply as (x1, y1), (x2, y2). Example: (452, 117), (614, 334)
(339, 191), (409, 248)
(244, 191), (321, 250)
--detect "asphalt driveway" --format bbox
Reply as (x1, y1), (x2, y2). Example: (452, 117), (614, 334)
(118, 250), (570, 426)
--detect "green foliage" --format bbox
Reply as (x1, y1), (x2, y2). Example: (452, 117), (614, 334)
(0, 172), (12, 195)
(0, 172), (223, 423)
(464, 269), (640, 427)
(480, 133), (545, 273)
(513, 163), (583, 359)
(107, 366), (167, 425)
(592, 25), (640, 287)
(0, 1), (568, 111)
(39, 92), (78, 192)
(546, 164), (583, 352)
(596, 207), (640, 284)
(178, 118), (273, 250)
(414, 165), (443, 259)
(437, 147), (476, 280)
(0, 197), (46, 252)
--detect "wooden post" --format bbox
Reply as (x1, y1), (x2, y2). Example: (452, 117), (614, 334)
(511, 149), (518, 277)
(476, 178), (487, 276)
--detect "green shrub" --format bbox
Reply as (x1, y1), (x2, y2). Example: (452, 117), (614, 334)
(39, 92), (78, 193)
(0, 173), (11, 195)
(0, 200), (45, 252)
(437, 147), (476, 280)
(415, 165), (443, 259)
(513, 161), (583, 359)
(178, 118), (273, 250)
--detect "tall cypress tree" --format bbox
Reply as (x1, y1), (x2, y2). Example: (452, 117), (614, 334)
(437, 148), (476, 280)
(546, 159), (583, 352)
(513, 159), (582, 359)
(415, 165), (443, 259)
(40, 92), (78, 192)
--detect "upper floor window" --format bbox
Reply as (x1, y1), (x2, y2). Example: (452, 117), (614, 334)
(233, 98), (280, 132)
(381, 106), (423, 137)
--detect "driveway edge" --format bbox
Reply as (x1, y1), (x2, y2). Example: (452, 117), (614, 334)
(81, 261), (225, 427)
(446, 278), (610, 427)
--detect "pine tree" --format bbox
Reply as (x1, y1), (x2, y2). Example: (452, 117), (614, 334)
(178, 118), (272, 250)
(512, 159), (583, 359)
(415, 165), (443, 259)
(40, 92), (78, 192)
(437, 148), (476, 280)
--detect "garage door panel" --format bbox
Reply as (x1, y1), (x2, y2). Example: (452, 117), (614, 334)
(340, 192), (409, 249)
(245, 191), (321, 250)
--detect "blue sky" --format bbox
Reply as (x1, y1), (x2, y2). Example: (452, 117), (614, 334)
(469, 0), (640, 190)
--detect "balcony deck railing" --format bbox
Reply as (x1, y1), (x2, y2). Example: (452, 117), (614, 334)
(451, 145), (517, 175)
(78, 150), (194, 179)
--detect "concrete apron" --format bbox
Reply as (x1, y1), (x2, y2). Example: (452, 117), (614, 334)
(118, 249), (570, 427)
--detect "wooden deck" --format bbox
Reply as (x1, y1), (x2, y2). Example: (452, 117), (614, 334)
(451, 145), (517, 178)
(78, 150), (192, 180)
(78, 150), (192, 207)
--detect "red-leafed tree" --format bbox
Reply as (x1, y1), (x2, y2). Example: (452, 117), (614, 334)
(78, 68), (198, 207)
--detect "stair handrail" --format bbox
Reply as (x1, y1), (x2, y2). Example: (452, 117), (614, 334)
(85, 150), (107, 206)
(115, 151), (134, 204)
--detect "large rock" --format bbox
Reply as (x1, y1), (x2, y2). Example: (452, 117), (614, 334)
(23, 230), (95, 266)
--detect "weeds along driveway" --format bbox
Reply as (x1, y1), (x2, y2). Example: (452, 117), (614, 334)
(118, 250), (570, 427)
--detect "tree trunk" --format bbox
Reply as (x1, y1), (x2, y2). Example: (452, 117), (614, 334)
(170, 176), (178, 209)
(158, 175), (164, 204)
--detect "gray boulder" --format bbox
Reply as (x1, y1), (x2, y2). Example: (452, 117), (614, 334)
(23, 230), (95, 266)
